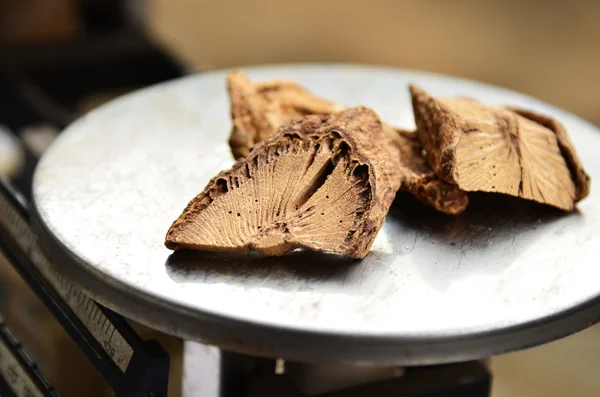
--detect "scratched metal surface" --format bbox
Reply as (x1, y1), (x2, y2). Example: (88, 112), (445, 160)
(31, 65), (600, 365)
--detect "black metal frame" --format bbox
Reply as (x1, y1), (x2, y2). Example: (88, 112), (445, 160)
(0, 319), (60, 397)
(0, 4), (184, 394)
(0, 177), (170, 397)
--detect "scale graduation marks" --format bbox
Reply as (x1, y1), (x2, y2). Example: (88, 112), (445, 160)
(0, 177), (170, 397)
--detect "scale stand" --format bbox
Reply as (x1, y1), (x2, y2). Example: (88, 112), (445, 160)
(245, 359), (490, 397)
(0, 176), (170, 397)
(0, 141), (492, 397)
(0, 95), (495, 397)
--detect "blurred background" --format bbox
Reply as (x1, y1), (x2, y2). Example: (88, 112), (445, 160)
(1, 1), (599, 396)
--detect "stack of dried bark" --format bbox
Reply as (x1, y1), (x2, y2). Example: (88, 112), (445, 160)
(165, 72), (590, 259)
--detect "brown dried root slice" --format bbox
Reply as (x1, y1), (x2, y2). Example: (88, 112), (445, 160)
(228, 71), (468, 214)
(166, 107), (402, 259)
(410, 84), (590, 211)
(227, 71), (344, 159)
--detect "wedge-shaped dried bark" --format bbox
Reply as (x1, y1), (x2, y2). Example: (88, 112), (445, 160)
(166, 107), (402, 258)
(410, 84), (590, 211)
(227, 71), (468, 215)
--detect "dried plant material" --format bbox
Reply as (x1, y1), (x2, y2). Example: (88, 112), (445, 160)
(166, 107), (402, 259)
(227, 71), (468, 215)
(507, 107), (591, 202)
(389, 128), (469, 215)
(228, 71), (344, 159)
(410, 84), (590, 211)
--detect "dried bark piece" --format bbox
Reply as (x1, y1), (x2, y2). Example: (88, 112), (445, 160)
(389, 128), (468, 215)
(166, 107), (402, 259)
(410, 84), (590, 211)
(507, 107), (591, 203)
(228, 71), (344, 159)
(227, 71), (468, 215)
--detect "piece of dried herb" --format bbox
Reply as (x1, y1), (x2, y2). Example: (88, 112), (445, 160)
(410, 84), (590, 211)
(166, 107), (401, 258)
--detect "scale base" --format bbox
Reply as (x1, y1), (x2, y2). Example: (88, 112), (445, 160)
(183, 345), (491, 397)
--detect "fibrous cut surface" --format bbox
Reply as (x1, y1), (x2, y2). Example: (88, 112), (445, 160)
(227, 71), (468, 215)
(411, 84), (590, 211)
(166, 107), (402, 259)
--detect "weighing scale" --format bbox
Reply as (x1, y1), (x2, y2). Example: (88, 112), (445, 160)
(1, 64), (600, 396)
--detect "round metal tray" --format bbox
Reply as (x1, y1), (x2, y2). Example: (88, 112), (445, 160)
(32, 64), (600, 365)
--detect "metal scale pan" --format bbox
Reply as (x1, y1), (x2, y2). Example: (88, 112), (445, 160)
(30, 64), (600, 366)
